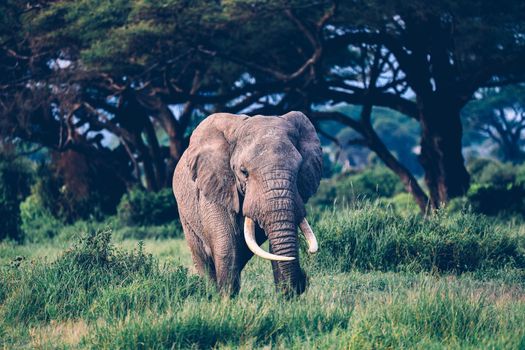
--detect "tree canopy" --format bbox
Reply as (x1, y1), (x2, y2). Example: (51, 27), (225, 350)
(2, 0), (525, 211)
(463, 85), (525, 163)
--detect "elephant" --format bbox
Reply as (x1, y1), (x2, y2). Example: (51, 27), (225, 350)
(172, 111), (322, 296)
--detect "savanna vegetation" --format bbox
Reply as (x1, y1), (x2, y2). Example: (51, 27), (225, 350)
(1, 165), (525, 348)
(1, 200), (525, 349)
(2, 0), (525, 348)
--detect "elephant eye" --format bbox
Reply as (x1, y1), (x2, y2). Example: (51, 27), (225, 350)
(240, 166), (248, 177)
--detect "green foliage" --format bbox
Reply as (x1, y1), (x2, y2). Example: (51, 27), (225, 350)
(468, 158), (517, 186)
(117, 187), (178, 226)
(310, 166), (404, 208)
(0, 228), (206, 324)
(19, 193), (63, 243)
(1, 204), (525, 348)
(313, 202), (525, 273)
(346, 280), (525, 349)
(0, 155), (33, 241)
(460, 158), (525, 217)
(10, 151), (127, 227)
(381, 192), (420, 216)
(463, 85), (525, 162)
(112, 222), (183, 240)
(467, 183), (525, 217)
(321, 152), (342, 178)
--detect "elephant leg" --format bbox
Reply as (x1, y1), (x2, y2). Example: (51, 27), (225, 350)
(201, 201), (243, 296)
(180, 216), (216, 282)
(213, 245), (241, 296)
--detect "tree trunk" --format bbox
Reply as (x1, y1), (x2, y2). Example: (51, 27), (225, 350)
(312, 110), (430, 213)
(156, 107), (187, 180)
(143, 116), (166, 187)
(363, 122), (430, 213)
(418, 98), (470, 208)
(132, 132), (159, 192)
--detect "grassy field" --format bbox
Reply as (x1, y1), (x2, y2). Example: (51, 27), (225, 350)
(1, 204), (525, 349)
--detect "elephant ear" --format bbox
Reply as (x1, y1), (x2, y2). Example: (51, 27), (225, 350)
(281, 111), (323, 202)
(185, 113), (247, 213)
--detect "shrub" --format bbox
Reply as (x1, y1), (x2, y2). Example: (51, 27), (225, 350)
(468, 158), (501, 182)
(117, 188), (178, 226)
(19, 193), (63, 242)
(23, 153), (127, 224)
(468, 158), (516, 187)
(322, 152), (342, 178)
(381, 192), (420, 216)
(0, 155), (33, 241)
(313, 203), (525, 273)
(112, 222), (183, 240)
(462, 158), (525, 217)
(310, 166), (404, 208)
(514, 163), (525, 187)
(467, 183), (525, 216)
(50, 150), (126, 222)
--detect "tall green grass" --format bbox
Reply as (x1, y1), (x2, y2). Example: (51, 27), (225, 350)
(312, 202), (525, 273)
(1, 204), (524, 349)
(0, 229), (207, 325)
(80, 273), (525, 349)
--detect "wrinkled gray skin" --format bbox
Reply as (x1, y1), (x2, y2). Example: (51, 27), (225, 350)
(173, 111), (322, 296)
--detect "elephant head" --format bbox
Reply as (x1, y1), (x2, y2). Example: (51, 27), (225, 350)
(185, 111), (322, 295)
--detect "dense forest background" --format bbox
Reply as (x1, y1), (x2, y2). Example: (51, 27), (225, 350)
(1, 0), (525, 241)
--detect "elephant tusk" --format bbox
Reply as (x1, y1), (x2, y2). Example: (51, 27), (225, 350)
(299, 218), (319, 254)
(244, 217), (295, 261)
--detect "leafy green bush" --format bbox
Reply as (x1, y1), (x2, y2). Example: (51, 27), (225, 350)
(19, 193), (63, 243)
(0, 228), (206, 324)
(310, 166), (404, 208)
(117, 188), (178, 226)
(112, 222), (183, 240)
(467, 158), (516, 187)
(380, 192), (420, 216)
(460, 158), (525, 217)
(0, 156), (33, 241)
(467, 183), (525, 216)
(313, 202), (525, 273)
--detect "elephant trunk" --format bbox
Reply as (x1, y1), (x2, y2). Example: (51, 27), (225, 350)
(266, 203), (306, 295)
(262, 172), (306, 295)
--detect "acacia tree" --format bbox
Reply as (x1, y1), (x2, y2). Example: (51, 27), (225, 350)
(463, 85), (525, 163)
(1, 0), (296, 191)
(186, 0), (525, 208)
(2, 0), (525, 212)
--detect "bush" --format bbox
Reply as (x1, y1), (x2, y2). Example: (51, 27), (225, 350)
(467, 158), (516, 187)
(19, 193), (63, 243)
(112, 222), (183, 240)
(313, 202), (525, 273)
(467, 183), (525, 216)
(380, 192), (420, 216)
(461, 158), (525, 217)
(49, 150), (127, 222)
(0, 156), (33, 241)
(117, 188), (178, 226)
(310, 166), (404, 208)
